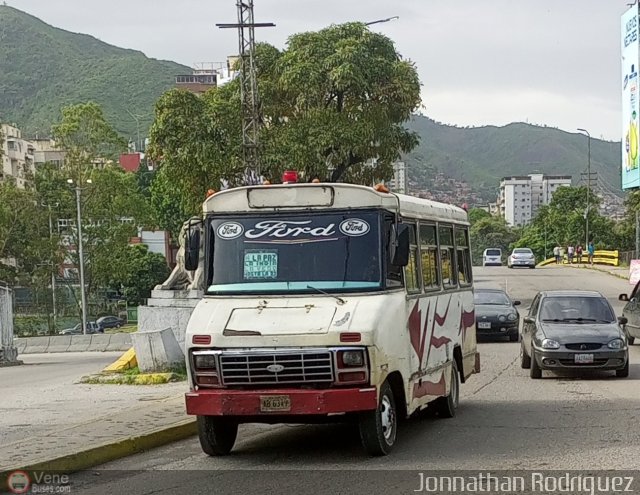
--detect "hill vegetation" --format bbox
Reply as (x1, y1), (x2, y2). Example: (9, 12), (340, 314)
(405, 116), (622, 200)
(0, 5), (190, 141)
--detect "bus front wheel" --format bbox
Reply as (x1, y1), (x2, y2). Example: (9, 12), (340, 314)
(197, 415), (238, 456)
(434, 360), (459, 418)
(359, 380), (397, 456)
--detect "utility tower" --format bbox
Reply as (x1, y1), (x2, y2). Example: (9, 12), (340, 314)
(217, 1), (274, 185)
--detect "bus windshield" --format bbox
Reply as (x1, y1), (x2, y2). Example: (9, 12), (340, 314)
(207, 210), (382, 294)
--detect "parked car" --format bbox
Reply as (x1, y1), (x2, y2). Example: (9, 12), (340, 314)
(520, 290), (629, 378)
(482, 248), (502, 266)
(59, 321), (102, 335)
(619, 282), (640, 345)
(474, 288), (521, 341)
(96, 315), (125, 330)
(508, 247), (536, 268)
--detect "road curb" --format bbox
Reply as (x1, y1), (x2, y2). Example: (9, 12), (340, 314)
(0, 419), (197, 478)
(568, 265), (628, 281)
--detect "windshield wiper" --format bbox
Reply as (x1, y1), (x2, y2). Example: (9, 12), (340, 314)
(306, 285), (346, 305)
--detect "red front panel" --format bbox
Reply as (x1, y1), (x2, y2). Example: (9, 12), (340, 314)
(185, 387), (378, 416)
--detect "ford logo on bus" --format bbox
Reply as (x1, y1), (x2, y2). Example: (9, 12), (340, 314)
(217, 222), (244, 239)
(266, 364), (285, 373)
(339, 219), (370, 236)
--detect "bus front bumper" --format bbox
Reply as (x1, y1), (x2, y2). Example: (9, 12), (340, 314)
(185, 387), (378, 416)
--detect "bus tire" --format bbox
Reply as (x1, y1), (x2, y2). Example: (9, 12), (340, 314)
(358, 380), (397, 456)
(197, 415), (238, 456)
(434, 360), (459, 419)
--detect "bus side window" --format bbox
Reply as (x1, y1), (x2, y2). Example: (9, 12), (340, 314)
(438, 225), (457, 289)
(455, 227), (472, 285)
(419, 224), (440, 290)
(404, 223), (421, 294)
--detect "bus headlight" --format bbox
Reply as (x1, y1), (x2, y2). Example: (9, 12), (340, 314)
(341, 350), (365, 367)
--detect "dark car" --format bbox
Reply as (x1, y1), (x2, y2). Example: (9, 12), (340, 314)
(474, 289), (521, 341)
(520, 290), (629, 379)
(96, 316), (125, 330)
(618, 282), (640, 345)
(59, 321), (102, 335)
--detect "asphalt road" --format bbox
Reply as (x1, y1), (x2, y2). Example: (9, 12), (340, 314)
(68, 266), (640, 494)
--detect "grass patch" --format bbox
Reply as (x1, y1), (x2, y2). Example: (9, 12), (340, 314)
(105, 324), (138, 334)
(80, 363), (187, 385)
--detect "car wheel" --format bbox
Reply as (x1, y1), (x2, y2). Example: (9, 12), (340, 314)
(433, 360), (460, 419)
(509, 333), (519, 342)
(520, 343), (531, 369)
(197, 416), (238, 456)
(359, 380), (398, 456)
(529, 266), (535, 269)
(628, 336), (635, 346)
(530, 350), (542, 379)
(616, 359), (630, 378)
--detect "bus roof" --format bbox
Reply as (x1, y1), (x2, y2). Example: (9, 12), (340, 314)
(203, 183), (469, 224)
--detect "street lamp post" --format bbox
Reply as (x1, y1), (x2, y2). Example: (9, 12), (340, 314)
(577, 128), (591, 248)
(67, 178), (91, 335)
(364, 16), (399, 26)
(41, 202), (59, 329)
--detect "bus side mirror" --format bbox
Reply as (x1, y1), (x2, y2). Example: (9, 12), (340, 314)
(184, 223), (201, 271)
(390, 224), (410, 267)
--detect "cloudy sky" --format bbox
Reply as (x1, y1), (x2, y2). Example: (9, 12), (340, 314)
(6, 0), (634, 141)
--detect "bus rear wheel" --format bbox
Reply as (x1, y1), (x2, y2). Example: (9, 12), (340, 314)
(359, 380), (397, 456)
(434, 360), (459, 418)
(197, 416), (238, 456)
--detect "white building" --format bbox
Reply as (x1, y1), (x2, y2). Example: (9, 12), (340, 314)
(1, 123), (35, 188)
(499, 174), (572, 227)
(388, 161), (408, 194)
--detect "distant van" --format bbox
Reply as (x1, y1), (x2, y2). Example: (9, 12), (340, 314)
(483, 248), (502, 266)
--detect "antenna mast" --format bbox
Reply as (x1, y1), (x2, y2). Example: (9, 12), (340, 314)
(217, 1), (275, 184)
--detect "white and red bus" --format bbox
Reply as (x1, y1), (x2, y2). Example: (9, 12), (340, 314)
(184, 181), (479, 456)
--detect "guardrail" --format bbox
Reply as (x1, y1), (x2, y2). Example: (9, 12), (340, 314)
(14, 333), (132, 354)
(538, 250), (619, 267)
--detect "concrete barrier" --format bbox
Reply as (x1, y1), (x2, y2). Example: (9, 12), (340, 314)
(15, 334), (134, 354)
(48, 336), (72, 353)
(105, 333), (132, 352)
(14, 338), (27, 354)
(25, 336), (50, 353)
(87, 334), (111, 352)
(67, 335), (92, 352)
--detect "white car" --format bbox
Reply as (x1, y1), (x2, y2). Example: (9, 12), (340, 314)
(508, 248), (536, 269)
(482, 248), (502, 266)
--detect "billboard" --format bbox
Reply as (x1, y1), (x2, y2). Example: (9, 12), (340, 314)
(622, 5), (640, 190)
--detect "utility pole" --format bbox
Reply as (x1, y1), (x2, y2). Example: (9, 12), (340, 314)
(67, 179), (91, 335)
(636, 210), (640, 259)
(217, 1), (274, 184)
(577, 128), (591, 247)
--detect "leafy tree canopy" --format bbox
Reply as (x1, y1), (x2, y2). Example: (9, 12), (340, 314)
(148, 22), (421, 227)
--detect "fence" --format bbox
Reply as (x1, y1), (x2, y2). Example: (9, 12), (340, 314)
(0, 282), (18, 363)
(538, 250), (620, 267)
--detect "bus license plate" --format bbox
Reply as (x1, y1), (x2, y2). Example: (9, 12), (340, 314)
(574, 354), (594, 364)
(260, 395), (291, 412)
(478, 322), (491, 329)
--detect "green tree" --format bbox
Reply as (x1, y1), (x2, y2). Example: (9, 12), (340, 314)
(514, 186), (615, 260)
(108, 244), (170, 305)
(52, 102), (127, 182)
(147, 23), (421, 229)
(469, 213), (518, 266)
(0, 179), (58, 286)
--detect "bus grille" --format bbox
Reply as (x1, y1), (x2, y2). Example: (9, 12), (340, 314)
(219, 350), (334, 386)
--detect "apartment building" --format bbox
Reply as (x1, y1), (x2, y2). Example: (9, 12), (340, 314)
(31, 138), (65, 167)
(387, 161), (408, 194)
(1, 123), (36, 188)
(499, 174), (572, 226)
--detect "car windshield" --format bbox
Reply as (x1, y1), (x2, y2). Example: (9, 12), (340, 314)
(208, 211), (382, 294)
(486, 249), (501, 256)
(539, 296), (615, 323)
(474, 291), (511, 305)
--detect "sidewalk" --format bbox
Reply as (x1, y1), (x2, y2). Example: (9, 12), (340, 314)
(0, 353), (195, 473)
(565, 262), (630, 281)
